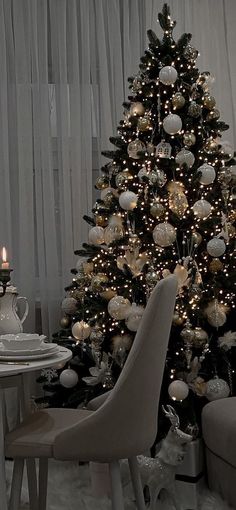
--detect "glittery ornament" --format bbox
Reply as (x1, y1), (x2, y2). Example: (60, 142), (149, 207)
(168, 380), (189, 401)
(128, 233), (142, 250)
(197, 164), (216, 185)
(206, 109), (220, 121)
(90, 273), (109, 292)
(159, 65), (178, 85)
(127, 138), (145, 159)
(108, 295), (131, 320)
(99, 288), (117, 300)
(193, 327), (208, 347)
(119, 191), (138, 210)
(130, 102), (145, 116)
(169, 192), (188, 217)
(189, 284), (202, 301)
(163, 114), (182, 135)
(184, 44), (198, 61)
(218, 167), (232, 187)
(172, 92), (185, 109)
(191, 231), (202, 246)
(95, 176), (109, 190)
(146, 268), (160, 287)
(59, 369), (78, 388)
(72, 320), (91, 341)
(95, 215), (108, 227)
(206, 377), (230, 401)
(88, 226), (105, 245)
(90, 325), (104, 346)
(61, 297), (78, 315)
(209, 258), (223, 273)
(188, 102), (201, 118)
(153, 222), (176, 247)
(60, 316), (71, 329)
(104, 215), (124, 244)
(204, 139), (219, 153)
(181, 325), (195, 343)
(207, 238), (226, 257)
(137, 117), (152, 131)
(138, 167), (159, 185)
(183, 132), (196, 147)
(175, 149), (195, 168)
(150, 200), (165, 218)
(100, 187), (115, 201)
(103, 191), (115, 207)
(203, 94), (216, 109)
(206, 299), (227, 328)
(125, 303), (145, 332)
(102, 368), (115, 389)
(192, 199), (211, 219)
(156, 141), (172, 158)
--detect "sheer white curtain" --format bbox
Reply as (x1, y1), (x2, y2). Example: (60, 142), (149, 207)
(0, 0), (235, 337)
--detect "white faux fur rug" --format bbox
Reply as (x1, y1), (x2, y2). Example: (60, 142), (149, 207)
(5, 459), (233, 510)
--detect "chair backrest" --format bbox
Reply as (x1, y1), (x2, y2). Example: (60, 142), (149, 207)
(54, 275), (178, 462)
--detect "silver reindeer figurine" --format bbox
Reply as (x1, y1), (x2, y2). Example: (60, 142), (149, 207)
(138, 405), (192, 509)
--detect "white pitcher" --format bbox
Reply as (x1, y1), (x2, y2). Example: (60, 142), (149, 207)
(0, 285), (29, 334)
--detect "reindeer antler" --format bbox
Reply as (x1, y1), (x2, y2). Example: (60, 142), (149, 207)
(162, 405), (180, 429)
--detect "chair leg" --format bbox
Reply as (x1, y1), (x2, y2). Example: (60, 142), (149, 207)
(109, 460), (125, 510)
(9, 458), (24, 510)
(128, 457), (146, 510)
(26, 458), (38, 510)
(38, 458), (48, 510)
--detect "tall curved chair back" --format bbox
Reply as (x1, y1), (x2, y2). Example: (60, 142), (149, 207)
(54, 275), (178, 462)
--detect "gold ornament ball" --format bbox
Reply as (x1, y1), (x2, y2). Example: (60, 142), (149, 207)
(227, 223), (236, 237)
(203, 94), (216, 109)
(137, 117), (152, 131)
(115, 170), (133, 188)
(128, 233), (142, 249)
(95, 214), (108, 227)
(188, 102), (202, 118)
(191, 231), (202, 246)
(169, 192), (188, 217)
(183, 132), (196, 147)
(206, 109), (220, 121)
(172, 92), (185, 109)
(95, 176), (109, 190)
(209, 258), (223, 273)
(60, 316), (71, 329)
(72, 320), (91, 341)
(100, 288), (117, 301)
(103, 191), (115, 206)
(172, 313), (184, 326)
(150, 200), (165, 218)
(91, 273), (109, 292)
(228, 209), (236, 222)
(204, 139), (218, 153)
(130, 102), (145, 117)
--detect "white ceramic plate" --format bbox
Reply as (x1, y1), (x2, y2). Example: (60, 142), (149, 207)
(0, 346), (60, 361)
(0, 342), (58, 356)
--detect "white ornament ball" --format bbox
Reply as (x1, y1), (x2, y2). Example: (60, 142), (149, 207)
(125, 304), (145, 332)
(119, 191), (138, 211)
(163, 114), (182, 135)
(159, 66), (178, 85)
(168, 380), (189, 401)
(192, 199), (211, 219)
(153, 222), (176, 247)
(207, 238), (226, 257)
(61, 297), (78, 315)
(175, 149), (195, 168)
(197, 164), (216, 185)
(108, 295), (131, 320)
(206, 378), (230, 401)
(60, 368), (79, 388)
(207, 308), (226, 328)
(72, 320), (91, 341)
(88, 226), (104, 245)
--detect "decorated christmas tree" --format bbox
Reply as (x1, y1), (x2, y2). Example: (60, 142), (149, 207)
(38, 5), (236, 436)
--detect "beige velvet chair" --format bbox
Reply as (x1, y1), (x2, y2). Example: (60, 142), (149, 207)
(5, 275), (177, 510)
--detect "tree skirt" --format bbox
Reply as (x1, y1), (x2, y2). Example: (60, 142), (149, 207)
(5, 460), (233, 510)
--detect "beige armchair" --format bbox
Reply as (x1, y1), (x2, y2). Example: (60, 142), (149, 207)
(5, 275), (177, 510)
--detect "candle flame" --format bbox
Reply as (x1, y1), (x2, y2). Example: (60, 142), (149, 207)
(2, 247), (7, 262)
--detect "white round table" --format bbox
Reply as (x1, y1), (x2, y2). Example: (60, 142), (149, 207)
(0, 346), (72, 510)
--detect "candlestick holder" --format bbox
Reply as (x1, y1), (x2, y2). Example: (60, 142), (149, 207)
(0, 268), (13, 297)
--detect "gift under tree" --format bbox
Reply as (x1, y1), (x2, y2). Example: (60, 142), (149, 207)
(38, 4), (236, 434)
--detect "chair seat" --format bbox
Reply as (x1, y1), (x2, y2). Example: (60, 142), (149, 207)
(5, 408), (93, 459)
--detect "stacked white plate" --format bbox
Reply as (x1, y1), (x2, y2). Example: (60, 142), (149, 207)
(0, 333), (59, 360)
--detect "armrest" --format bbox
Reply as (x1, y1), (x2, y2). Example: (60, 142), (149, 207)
(87, 391), (112, 411)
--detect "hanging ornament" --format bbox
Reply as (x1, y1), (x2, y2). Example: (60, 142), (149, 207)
(72, 320), (91, 341)
(61, 297), (78, 315)
(119, 190), (138, 210)
(181, 324), (195, 343)
(167, 181), (185, 193)
(183, 132), (196, 147)
(168, 380), (189, 401)
(115, 170), (133, 188)
(150, 199), (165, 219)
(130, 102), (145, 117)
(191, 231), (202, 246)
(95, 176), (110, 190)
(188, 101), (202, 118)
(193, 327), (208, 347)
(153, 222), (176, 247)
(127, 138), (146, 159)
(95, 214), (108, 227)
(172, 312), (184, 326)
(206, 377), (230, 401)
(220, 141), (233, 161)
(99, 288), (117, 301)
(125, 304), (145, 332)
(90, 273), (109, 292)
(137, 117), (152, 131)
(102, 368), (115, 389)
(108, 295), (131, 320)
(156, 141), (172, 159)
(207, 238), (226, 257)
(175, 149), (195, 168)
(59, 368), (79, 388)
(100, 187), (115, 201)
(192, 199), (211, 219)
(197, 164), (216, 185)
(218, 167), (232, 187)
(209, 258), (223, 273)
(138, 167), (159, 185)
(104, 215), (124, 244)
(153, 167), (167, 187)
(128, 233), (142, 250)
(90, 325), (104, 346)
(88, 226), (105, 245)
(169, 192), (188, 217)
(60, 316), (71, 329)
(206, 109), (220, 121)
(103, 191), (116, 207)
(203, 94), (216, 109)
(159, 65), (178, 85)
(163, 114), (182, 135)
(184, 44), (198, 61)
(204, 138), (218, 154)
(146, 267), (160, 287)
(172, 92), (185, 109)
(205, 299), (227, 328)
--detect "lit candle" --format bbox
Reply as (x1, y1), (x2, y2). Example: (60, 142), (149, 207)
(1, 247), (10, 269)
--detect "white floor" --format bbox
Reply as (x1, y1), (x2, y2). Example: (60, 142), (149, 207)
(5, 459), (233, 510)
